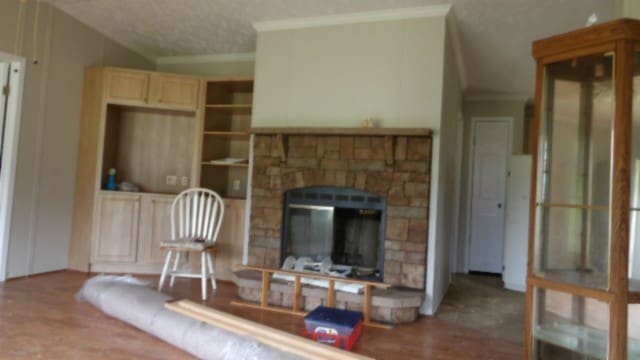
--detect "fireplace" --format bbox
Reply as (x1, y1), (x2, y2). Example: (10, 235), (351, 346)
(282, 187), (386, 282)
(248, 131), (431, 289)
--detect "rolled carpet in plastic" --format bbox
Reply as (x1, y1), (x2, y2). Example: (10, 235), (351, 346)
(76, 275), (300, 360)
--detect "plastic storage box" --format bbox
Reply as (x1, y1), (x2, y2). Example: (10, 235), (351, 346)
(303, 306), (363, 350)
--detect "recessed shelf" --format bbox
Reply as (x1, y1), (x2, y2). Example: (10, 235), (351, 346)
(205, 104), (252, 114)
(202, 161), (249, 168)
(203, 131), (249, 137)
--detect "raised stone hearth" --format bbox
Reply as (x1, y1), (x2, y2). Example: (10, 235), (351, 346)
(247, 128), (432, 289)
(233, 270), (424, 323)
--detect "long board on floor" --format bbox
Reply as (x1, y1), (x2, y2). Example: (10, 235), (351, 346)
(166, 299), (373, 360)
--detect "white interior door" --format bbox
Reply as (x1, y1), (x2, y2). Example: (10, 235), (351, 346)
(468, 119), (510, 273)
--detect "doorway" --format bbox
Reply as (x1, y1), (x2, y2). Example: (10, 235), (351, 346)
(0, 52), (25, 281)
(467, 118), (511, 274)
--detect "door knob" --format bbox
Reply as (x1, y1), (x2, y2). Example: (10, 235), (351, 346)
(497, 203), (502, 208)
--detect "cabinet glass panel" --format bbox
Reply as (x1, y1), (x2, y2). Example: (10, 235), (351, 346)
(533, 287), (609, 359)
(630, 51), (640, 291)
(629, 304), (640, 358)
(535, 53), (614, 290)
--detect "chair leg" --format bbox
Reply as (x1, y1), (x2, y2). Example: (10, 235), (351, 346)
(206, 252), (216, 290)
(158, 250), (173, 291)
(201, 252), (207, 301)
(169, 251), (181, 288)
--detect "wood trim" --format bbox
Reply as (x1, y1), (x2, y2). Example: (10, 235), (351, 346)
(538, 43), (615, 66)
(524, 59), (544, 360)
(250, 127), (432, 137)
(532, 18), (640, 59)
(167, 300), (374, 360)
(629, 291), (640, 304)
(538, 203), (608, 210)
(528, 276), (613, 303)
(608, 39), (633, 360)
(234, 265), (391, 288)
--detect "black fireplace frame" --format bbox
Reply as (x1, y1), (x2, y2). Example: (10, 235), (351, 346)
(281, 186), (386, 282)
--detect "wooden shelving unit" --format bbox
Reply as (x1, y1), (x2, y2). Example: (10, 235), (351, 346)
(199, 77), (253, 198)
(525, 19), (640, 360)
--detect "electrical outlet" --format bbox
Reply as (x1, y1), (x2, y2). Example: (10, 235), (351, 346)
(166, 175), (177, 186)
(233, 179), (241, 191)
(181, 176), (189, 186)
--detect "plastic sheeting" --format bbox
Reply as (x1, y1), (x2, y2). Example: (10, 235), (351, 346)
(77, 275), (300, 360)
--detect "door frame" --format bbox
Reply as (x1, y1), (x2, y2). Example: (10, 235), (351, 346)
(0, 51), (26, 282)
(463, 117), (513, 273)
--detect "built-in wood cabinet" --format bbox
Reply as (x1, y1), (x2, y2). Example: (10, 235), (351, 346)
(137, 194), (174, 265)
(214, 198), (246, 281)
(103, 68), (199, 110)
(91, 192), (141, 263)
(70, 67), (251, 277)
(199, 78), (253, 198)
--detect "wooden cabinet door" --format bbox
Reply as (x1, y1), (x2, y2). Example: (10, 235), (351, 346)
(214, 199), (246, 281)
(149, 74), (200, 110)
(104, 68), (149, 105)
(137, 195), (174, 264)
(92, 193), (141, 263)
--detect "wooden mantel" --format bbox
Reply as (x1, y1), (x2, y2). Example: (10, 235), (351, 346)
(250, 127), (432, 137)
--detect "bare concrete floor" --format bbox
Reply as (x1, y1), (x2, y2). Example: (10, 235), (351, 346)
(436, 273), (525, 345)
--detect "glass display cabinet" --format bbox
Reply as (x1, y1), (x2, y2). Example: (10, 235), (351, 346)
(527, 19), (640, 360)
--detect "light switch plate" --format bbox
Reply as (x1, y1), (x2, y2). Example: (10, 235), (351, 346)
(166, 175), (177, 186)
(181, 176), (189, 186)
(233, 179), (241, 191)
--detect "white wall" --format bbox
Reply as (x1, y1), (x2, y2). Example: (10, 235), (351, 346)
(424, 16), (463, 314)
(252, 16), (445, 128)
(0, 0), (153, 278)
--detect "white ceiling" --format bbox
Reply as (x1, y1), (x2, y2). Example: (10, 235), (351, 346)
(45, 0), (615, 96)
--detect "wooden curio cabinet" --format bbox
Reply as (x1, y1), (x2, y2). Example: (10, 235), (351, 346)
(526, 19), (640, 359)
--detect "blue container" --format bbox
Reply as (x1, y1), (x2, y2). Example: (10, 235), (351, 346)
(304, 306), (362, 336)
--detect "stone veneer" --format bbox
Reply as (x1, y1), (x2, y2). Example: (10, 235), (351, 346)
(249, 133), (431, 289)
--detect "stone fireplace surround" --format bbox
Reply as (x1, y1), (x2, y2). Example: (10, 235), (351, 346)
(246, 127), (432, 289)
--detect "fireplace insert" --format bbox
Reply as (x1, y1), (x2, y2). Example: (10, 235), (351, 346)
(281, 186), (386, 282)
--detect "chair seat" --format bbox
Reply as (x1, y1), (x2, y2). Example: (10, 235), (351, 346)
(160, 238), (216, 251)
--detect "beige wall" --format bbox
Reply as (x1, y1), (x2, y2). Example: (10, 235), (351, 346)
(616, 0), (640, 18)
(157, 60), (255, 77)
(427, 17), (463, 312)
(252, 17), (445, 128)
(455, 97), (528, 272)
(1, 0), (153, 278)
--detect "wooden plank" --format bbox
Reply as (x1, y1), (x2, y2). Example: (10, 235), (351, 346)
(528, 276), (613, 303)
(327, 280), (336, 308)
(168, 300), (373, 360)
(363, 285), (372, 324)
(231, 300), (307, 316)
(235, 265), (391, 288)
(261, 271), (270, 307)
(276, 134), (287, 162)
(250, 127), (432, 137)
(293, 275), (302, 312)
(608, 39), (633, 360)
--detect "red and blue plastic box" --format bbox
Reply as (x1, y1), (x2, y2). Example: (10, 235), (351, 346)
(303, 306), (363, 350)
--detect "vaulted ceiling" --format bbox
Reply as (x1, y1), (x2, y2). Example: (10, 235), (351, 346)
(45, 0), (615, 96)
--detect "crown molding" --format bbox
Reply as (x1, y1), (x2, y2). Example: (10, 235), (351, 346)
(156, 52), (255, 65)
(253, 5), (452, 32)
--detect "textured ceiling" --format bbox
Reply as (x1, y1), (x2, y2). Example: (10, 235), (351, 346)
(45, 0), (615, 96)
